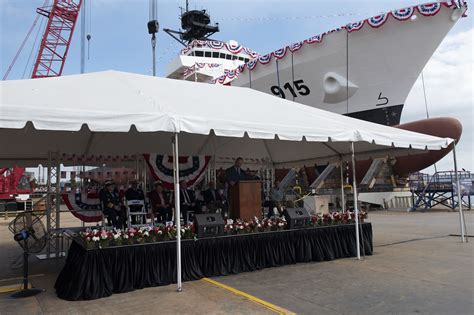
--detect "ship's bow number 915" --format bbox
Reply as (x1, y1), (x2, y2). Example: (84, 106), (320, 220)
(270, 79), (310, 99)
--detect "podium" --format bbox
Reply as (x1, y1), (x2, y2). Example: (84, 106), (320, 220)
(229, 180), (262, 220)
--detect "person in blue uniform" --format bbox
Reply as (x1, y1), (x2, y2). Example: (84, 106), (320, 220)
(100, 180), (126, 229)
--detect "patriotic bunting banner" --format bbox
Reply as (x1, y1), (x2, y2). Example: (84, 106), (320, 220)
(62, 193), (103, 222)
(367, 14), (389, 27)
(392, 7), (415, 20)
(144, 154), (211, 189)
(180, 39), (259, 58)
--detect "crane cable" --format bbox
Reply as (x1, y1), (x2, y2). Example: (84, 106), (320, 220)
(22, 11), (48, 79)
(421, 71), (437, 173)
(2, 0), (49, 80)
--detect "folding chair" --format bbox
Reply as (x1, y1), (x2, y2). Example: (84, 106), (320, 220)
(126, 199), (146, 228)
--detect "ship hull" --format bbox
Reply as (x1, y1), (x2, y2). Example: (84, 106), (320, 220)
(230, 2), (466, 126)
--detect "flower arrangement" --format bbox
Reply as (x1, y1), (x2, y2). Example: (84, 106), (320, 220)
(79, 223), (196, 249)
(79, 211), (367, 249)
(309, 211), (368, 227)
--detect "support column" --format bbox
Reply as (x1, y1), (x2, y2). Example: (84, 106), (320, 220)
(54, 158), (61, 258)
(172, 133), (182, 291)
(45, 151), (60, 259)
(143, 157), (148, 192)
(453, 142), (467, 243)
(46, 153), (52, 259)
(350, 143), (361, 260)
(340, 158), (346, 213)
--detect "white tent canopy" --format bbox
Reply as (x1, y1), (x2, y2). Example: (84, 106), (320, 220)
(0, 71), (466, 290)
(0, 71), (452, 167)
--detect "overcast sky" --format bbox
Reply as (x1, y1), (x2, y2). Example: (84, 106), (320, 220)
(1, 0), (472, 173)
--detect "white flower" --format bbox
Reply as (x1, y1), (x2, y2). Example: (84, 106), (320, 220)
(227, 219), (233, 225)
(92, 236), (100, 242)
(144, 231), (149, 237)
(123, 234), (129, 239)
(158, 230), (163, 235)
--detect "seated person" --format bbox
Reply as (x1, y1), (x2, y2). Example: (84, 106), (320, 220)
(125, 179), (145, 224)
(179, 180), (198, 224)
(100, 180), (126, 229)
(203, 181), (225, 213)
(149, 181), (172, 224)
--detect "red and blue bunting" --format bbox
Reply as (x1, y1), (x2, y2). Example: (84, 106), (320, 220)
(181, 39), (259, 58)
(418, 3), (442, 15)
(392, 7), (415, 20)
(62, 193), (103, 222)
(144, 154), (211, 190)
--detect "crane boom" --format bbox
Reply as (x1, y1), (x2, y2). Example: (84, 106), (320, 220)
(31, 0), (82, 78)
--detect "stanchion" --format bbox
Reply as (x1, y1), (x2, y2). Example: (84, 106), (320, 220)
(172, 133), (182, 291)
(340, 158), (346, 213)
(453, 142), (467, 243)
(350, 143), (361, 260)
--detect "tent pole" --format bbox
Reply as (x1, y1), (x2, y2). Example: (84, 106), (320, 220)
(172, 133), (182, 291)
(340, 158), (346, 213)
(55, 156), (61, 259)
(46, 152), (52, 258)
(350, 142), (361, 260)
(143, 157), (147, 193)
(453, 142), (467, 243)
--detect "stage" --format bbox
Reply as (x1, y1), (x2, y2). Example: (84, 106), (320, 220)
(55, 223), (372, 300)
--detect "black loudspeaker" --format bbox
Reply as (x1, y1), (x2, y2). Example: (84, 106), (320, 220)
(283, 208), (310, 230)
(193, 213), (225, 238)
(147, 20), (159, 34)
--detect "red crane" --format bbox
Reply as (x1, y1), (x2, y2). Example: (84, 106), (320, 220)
(1, 1), (82, 207)
(0, 167), (33, 203)
(31, 0), (83, 78)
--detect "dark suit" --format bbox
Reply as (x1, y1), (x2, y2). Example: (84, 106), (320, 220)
(203, 188), (222, 213)
(203, 188), (221, 204)
(226, 166), (246, 185)
(149, 190), (172, 223)
(180, 188), (197, 223)
(100, 189), (126, 229)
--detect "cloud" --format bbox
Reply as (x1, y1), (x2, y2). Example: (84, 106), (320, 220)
(402, 27), (473, 172)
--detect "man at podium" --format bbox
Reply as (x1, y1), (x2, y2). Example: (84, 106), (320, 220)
(226, 157), (246, 187)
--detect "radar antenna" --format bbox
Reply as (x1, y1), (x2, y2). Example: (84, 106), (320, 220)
(163, 0), (219, 47)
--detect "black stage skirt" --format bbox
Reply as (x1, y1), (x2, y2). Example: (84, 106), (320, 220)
(55, 223), (373, 300)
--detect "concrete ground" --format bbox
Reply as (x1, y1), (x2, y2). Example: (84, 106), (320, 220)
(0, 209), (472, 314)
